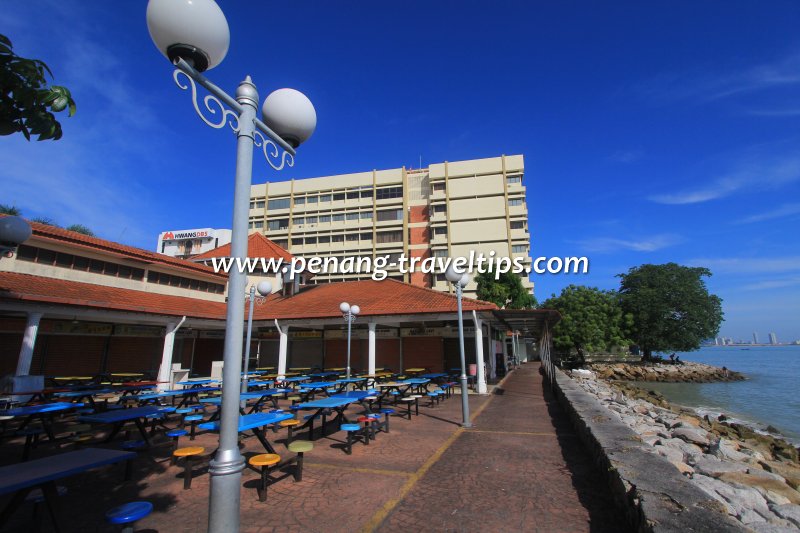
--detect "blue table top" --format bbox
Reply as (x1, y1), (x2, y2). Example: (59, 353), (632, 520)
(419, 373), (448, 379)
(310, 372), (339, 377)
(0, 448), (136, 495)
(198, 411), (293, 432)
(55, 388), (113, 398)
(298, 381), (337, 389)
(7, 402), (83, 416)
(297, 396), (358, 409)
(136, 387), (219, 400)
(79, 405), (168, 423)
(330, 391), (377, 401)
(281, 376), (311, 383)
(400, 378), (431, 384)
(199, 389), (289, 405)
(335, 378), (366, 384)
(177, 379), (218, 386)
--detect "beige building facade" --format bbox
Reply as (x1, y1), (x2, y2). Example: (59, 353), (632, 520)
(248, 154), (533, 297)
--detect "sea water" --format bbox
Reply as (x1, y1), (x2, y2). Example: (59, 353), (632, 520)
(633, 345), (800, 443)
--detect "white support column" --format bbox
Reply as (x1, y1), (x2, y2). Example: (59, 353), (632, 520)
(275, 320), (289, 379)
(157, 316), (186, 391)
(16, 312), (43, 376)
(368, 322), (377, 375)
(472, 311), (487, 394)
(487, 324), (496, 380)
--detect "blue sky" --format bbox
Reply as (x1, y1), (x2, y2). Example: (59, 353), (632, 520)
(1, 1), (799, 342)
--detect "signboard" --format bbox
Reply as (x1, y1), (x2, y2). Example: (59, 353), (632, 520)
(114, 325), (165, 337)
(160, 228), (214, 241)
(324, 328), (398, 339)
(400, 326), (475, 338)
(44, 321), (113, 335)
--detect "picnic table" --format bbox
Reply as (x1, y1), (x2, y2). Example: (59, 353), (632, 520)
(80, 405), (172, 445)
(335, 377), (368, 390)
(133, 386), (220, 408)
(198, 411), (293, 454)
(53, 388), (114, 409)
(309, 371), (340, 380)
(296, 392), (373, 440)
(176, 378), (219, 388)
(402, 368), (427, 376)
(6, 402), (84, 441)
(296, 381), (338, 399)
(200, 389), (290, 419)
(0, 448), (135, 530)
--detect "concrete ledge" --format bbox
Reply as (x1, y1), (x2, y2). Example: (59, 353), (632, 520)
(552, 368), (747, 532)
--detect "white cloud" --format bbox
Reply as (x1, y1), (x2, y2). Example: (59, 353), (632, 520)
(573, 234), (682, 253)
(739, 277), (800, 291)
(687, 257), (800, 275)
(649, 154), (800, 205)
(737, 203), (800, 224)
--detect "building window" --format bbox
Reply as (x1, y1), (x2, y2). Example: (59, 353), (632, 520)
(274, 239), (288, 248)
(361, 232), (372, 241)
(433, 227), (447, 236)
(376, 230), (402, 243)
(432, 205), (446, 214)
(507, 175), (522, 185)
(332, 213), (344, 222)
(377, 208), (403, 221)
(319, 215), (331, 223)
(436, 273), (447, 282)
(320, 194), (331, 203)
(512, 245), (527, 253)
(510, 220), (525, 229)
(346, 191), (359, 199)
(508, 198), (523, 207)
(307, 195), (318, 204)
(376, 186), (403, 200)
(360, 211), (372, 220)
(253, 221), (264, 229)
(292, 238), (303, 246)
(360, 189), (373, 198)
(432, 182), (445, 192)
(293, 217), (304, 225)
(333, 193), (345, 201)
(432, 249), (448, 258)
(346, 234), (358, 242)
(305, 237), (317, 245)
(346, 212), (359, 221)
(256, 201), (265, 208)
(267, 198), (290, 210)
(267, 219), (289, 231)
(319, 236), (330, 244)
(332, 235), (344, 243)
(306, 216), (318, 224)
(295, 197), (305, 205)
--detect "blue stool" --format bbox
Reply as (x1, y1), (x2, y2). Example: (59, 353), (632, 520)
(184, 414), (203, 440)
(106, 501), (153, 533)
(378, 408), (395, 434)
(340, 423), (365, 455)
(167, 428), (188, 461)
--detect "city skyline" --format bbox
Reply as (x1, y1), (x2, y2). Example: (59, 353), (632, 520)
(1, 1), (799, 341)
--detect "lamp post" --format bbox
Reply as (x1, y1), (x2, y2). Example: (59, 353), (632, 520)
(0, 216), (32, 259)
(242, 281), (272, 395)
(339, 302), (360, 379)
(146, 2), (316, 531)
(445, 263), (472, 428)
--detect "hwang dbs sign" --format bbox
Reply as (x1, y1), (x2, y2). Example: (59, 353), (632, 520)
(161, 229), (212, 241)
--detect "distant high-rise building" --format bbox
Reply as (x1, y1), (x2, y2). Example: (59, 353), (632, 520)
(769, 332), (778, 345)
(753, 332), (759, 344)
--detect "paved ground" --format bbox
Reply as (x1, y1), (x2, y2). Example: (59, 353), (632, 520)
(0, 363), (630, 532)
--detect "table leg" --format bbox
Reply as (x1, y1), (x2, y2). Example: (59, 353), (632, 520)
(252, 428), (277, 454)
(133, 418), (151, 446)
(0, 487), (34, 530)
(41, 481), (62, 533)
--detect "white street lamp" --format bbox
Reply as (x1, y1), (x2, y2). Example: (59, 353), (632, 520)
(242, 281), (272, 394)
(340, 302), (360, 379)
(146, 1), (316, 531)
(445, 262), (472, 428)
(0, 216), (32, 258)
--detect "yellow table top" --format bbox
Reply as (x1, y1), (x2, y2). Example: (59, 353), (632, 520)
(110, 373), (144, 377)
(289, 367), (311, 371)
(326, 368), (346, 371)
(404, 368), (427, 373)
(53, 376), (94, 381)
(255, 367), (275, 370)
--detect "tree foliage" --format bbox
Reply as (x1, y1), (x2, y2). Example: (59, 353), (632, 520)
(0, 204), (21, 215)
(542, 285), (632, 363)
(29, 216), (59, 227)
(617, 263), (723, 358)
(65, 224), (94, 236)
(0, 34), (76, 140)
(475, 268), (537, 309)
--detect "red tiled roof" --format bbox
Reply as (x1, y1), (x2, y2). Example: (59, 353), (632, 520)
(11, 217), (227, 279)
(0, 272), (228, 320)
(254, 279), (497, 320)
(193, 232), (292, 261)
(0, 273), (496, 321)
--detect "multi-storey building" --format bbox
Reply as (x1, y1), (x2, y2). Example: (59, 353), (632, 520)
(248, 155), (533, 297)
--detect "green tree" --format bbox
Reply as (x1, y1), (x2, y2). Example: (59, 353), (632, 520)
(617, 263), (723, 360)
(30, 216), (59, 227)
(65, 224), (94, 236)
(542, 285), (632, 364)
(0, 204), (21, 215)
(0, 34), (76, 140)
(475, 268), (537, 309)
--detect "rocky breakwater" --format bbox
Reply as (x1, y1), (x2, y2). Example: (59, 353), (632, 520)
(570, 370), (800, 532)
(588, 361), (745, 382)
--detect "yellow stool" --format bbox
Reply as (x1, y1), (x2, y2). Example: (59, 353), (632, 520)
(279, 419), (301, 444)
(287, 440), (313, 481)
(173, 446), (205, 490)
(249, 453), (281, 502)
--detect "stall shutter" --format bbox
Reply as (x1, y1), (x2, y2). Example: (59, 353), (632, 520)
(37, 334), (106, 376)
(402, 337), (444, 372)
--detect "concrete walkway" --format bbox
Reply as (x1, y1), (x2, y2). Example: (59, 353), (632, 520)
(0, 363), (630, 532)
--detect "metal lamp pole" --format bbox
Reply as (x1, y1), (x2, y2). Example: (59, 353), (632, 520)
(445, 263), (471, 428)
(146, 2), (316, 531)
(242, 281), (271, 394)
(339, 302), (360, 379)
